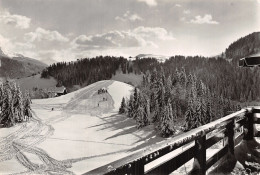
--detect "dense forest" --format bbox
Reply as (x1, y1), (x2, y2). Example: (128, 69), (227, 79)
(119, 67), (241, 137)
(163, 56), (260, 103)
(0, 81), (32, 127)
(41, 56), (131, 88)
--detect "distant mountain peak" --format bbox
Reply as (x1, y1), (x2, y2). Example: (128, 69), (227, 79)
(135, 54), (170, 62)
(0, 46), (47, 79)
(0, 47), (8, 57)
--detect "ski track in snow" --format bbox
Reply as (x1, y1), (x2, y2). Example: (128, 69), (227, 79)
(0, 80), (136, 175)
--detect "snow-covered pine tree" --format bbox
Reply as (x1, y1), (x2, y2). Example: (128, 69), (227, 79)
(191, 75), (198, 101)
(135, 94), (148, 128)
(183, 91), (195, 131)
(127, 95), (134, 118)
(157, 73), (166, 109)
(133, 87), (138, 105)
(23, 91), (32, 121)
(145, 96), (151, 124)
(0, 89), (15, 127)
(159, 100), (176, 137)
(132, 87), (139, 120)
(135, 105), (148, 129)
(179, 67), (187, 87)
(17, 86), (24, 122)
(119, 97), (126, 114)
(205, 101), (213, 124)
(165, 76), (172, 103)
(195, 97), (207, 126)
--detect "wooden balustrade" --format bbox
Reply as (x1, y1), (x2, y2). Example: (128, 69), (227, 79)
(84, 107), (260, 175)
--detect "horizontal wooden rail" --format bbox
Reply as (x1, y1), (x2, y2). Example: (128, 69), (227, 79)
(85, 107), (260, 175)
(206, 145), (228, 170)
(146, 146), (195, 174)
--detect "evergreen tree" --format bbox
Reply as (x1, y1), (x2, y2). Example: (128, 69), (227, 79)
(23, 91), (32, 121)
(0, 89), (15, 127)
(135, 104), (148, 128)
(119, 97), (127, 114)
(195, 97), (207, 126)
(13, 84), (24, 122)
(132, 87), (139, 120)
(184, 93), (195, 131)
(159, 100), (176, 137)
(205, 101), (213, 124)
(127, 95), (134, 118)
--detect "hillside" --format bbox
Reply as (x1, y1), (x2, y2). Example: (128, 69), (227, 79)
(16, 74), (57, 92)
(13, 55), (47, 68)
(225, 32), (260, 59)
(0, 56), (46, 79)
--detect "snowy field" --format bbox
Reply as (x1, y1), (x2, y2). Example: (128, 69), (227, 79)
(0, 80), (166, 175)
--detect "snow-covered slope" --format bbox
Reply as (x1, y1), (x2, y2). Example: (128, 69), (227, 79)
(29, 80), (165, 174)
(33, 80), (133, 110)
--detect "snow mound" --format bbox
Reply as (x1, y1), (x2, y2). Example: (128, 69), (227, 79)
(107, 81), (133, 111)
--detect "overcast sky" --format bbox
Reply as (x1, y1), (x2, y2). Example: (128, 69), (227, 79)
(0, 0), (259, 63)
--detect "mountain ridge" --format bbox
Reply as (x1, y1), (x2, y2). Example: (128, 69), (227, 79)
(0, 47), (47, 79)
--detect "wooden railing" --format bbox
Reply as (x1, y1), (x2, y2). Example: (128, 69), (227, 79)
(85, 107), (260, 175)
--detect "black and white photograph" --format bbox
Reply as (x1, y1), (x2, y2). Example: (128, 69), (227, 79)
(0, 0), (260, 174)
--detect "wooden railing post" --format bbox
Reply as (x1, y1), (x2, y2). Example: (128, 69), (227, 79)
(131, 159), (145, 175)
(226, 119), (235, 154)
(192, 135), (206, 175)
(244, 108), (254, 140)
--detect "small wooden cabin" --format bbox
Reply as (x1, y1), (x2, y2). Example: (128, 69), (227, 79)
(48, 86), (67, 97)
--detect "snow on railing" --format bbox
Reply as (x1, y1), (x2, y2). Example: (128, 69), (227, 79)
(84, 107), (260, 175)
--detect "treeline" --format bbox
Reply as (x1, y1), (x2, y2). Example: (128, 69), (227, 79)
(0, 81), (32, 127)
(41, 56), (131, 88)
(119, 68), (240, 137)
